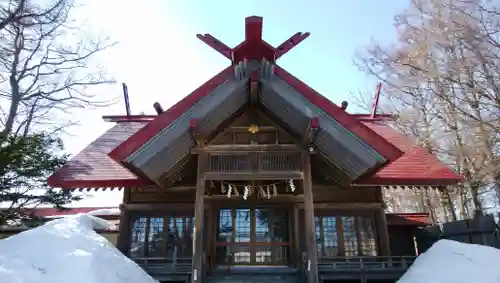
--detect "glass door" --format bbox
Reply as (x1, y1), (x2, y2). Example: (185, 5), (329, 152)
(215, 207), (290, 265)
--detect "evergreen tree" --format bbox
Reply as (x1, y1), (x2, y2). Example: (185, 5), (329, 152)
(0, 134), (80, 226)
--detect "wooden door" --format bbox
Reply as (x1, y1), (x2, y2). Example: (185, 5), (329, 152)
(214, 207), (291, 265)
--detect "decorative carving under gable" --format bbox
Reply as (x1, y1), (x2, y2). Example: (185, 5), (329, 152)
(72, 187), (125, 192)
(207, 152), (302, 173)
(380, 185), (443, 214)
(381, 185), (440, 193)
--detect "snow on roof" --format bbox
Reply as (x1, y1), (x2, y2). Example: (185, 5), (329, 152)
(87, 208), (120, 216)
(0, 214), (156, 283)
(398, 239), (500, 283)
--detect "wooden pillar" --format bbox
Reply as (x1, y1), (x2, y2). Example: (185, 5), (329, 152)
(116, 188), (132, 255)
(302, 152), (319, 283)
(376, 208), (391, 256)
(192, 154), (207, 283)
(292, 204), (300, 267)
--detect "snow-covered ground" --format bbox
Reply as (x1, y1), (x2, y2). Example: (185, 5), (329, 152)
(398, 239), (500, 283)
(2, 213), (500, 283)
(0, 214), (157, 283)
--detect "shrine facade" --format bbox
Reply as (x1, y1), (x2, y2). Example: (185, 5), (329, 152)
(48, 16), (462, 283)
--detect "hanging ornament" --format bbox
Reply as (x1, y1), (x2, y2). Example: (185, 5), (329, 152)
(221, 182), (226, 194)
(243, 186), (249, 200)
(289, 179), (296, 192)
(272, 184), (278, 196)
(266, 186), (271, 199)
(259, 186), (265, 198)
(227, 184), (232, 198)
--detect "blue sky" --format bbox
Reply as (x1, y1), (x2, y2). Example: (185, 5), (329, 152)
(70, 0), (408, 206)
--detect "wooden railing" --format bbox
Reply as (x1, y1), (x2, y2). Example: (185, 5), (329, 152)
(301, 254), (416, 281)
(132, 256), (192, 281)
(208, 152), (302, 173)
(316, 256), (416, 271)
(131, 247), (205, 281)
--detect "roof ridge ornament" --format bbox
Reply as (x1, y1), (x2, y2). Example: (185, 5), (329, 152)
(196, 16), (310, 65)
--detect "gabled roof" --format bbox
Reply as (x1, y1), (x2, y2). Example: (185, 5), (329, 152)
(47, 122), (152, 189)
(108, 17), (403, 166)
(47, 16), (462, 189)
(48, 115), (461, 189)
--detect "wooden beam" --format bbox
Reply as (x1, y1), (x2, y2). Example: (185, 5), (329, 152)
(191, 144), (301, 154)
(192, 154), (207, 283)
(303, 117), (319, 146)
(227, 126), (282, 132)
(293, 204), (301, 267)
(123, 203), (212, 211)
(204, 194), (304, 201)
(116, 188), (132, 255)
(302, 152), (319, 283)
(203, 171), (303, 180)
(296, 202), (384, 210)
(189, 118), (206, 147)
(249, 80), (259, 107)
(376, 208), (391, 256)
(166, 186), (196, 191)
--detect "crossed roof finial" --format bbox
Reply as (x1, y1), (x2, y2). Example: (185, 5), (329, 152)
(196, 16), (310, 65)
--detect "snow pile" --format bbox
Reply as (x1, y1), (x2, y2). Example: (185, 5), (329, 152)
(0, 214), (158, 283)
(398, 239), (500, 283)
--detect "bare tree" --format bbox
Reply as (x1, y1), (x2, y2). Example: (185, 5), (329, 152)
(0, 0), (117, 137)
(0, 0), (116, 226)
(354, 0), (500, 219)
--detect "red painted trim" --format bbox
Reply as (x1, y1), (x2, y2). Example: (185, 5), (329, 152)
(108, 66), (234, 162)
(47, 178), (152, 189)
(355, 177), (461, 186)
(275, 32), (310, 60)
(232, 17), (276, 63)
(196, 34), (232, 60)
(245, 16), (263, 42)
(102, 115), (156, 122)
(274, 66), (404, 162)
(311, 117), (319, 129)
(386, 212), (430, 226)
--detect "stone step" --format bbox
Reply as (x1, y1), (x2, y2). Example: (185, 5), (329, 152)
(206, 274), (303, 283)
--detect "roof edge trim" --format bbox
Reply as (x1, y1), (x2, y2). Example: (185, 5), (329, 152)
(273, 65), (404, 162)
(108, 66), (234, 162)
(47, 178), (152, 189)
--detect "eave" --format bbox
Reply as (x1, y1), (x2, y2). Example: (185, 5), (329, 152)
(108, 66), (234, 163)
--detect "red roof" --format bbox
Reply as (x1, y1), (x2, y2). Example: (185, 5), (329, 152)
(47, 122), (152, 188)
(358, 121), (462, 185)
(47, 115), (461, 188)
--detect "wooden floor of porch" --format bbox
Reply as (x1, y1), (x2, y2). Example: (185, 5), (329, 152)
(132, 255), (416, 283)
